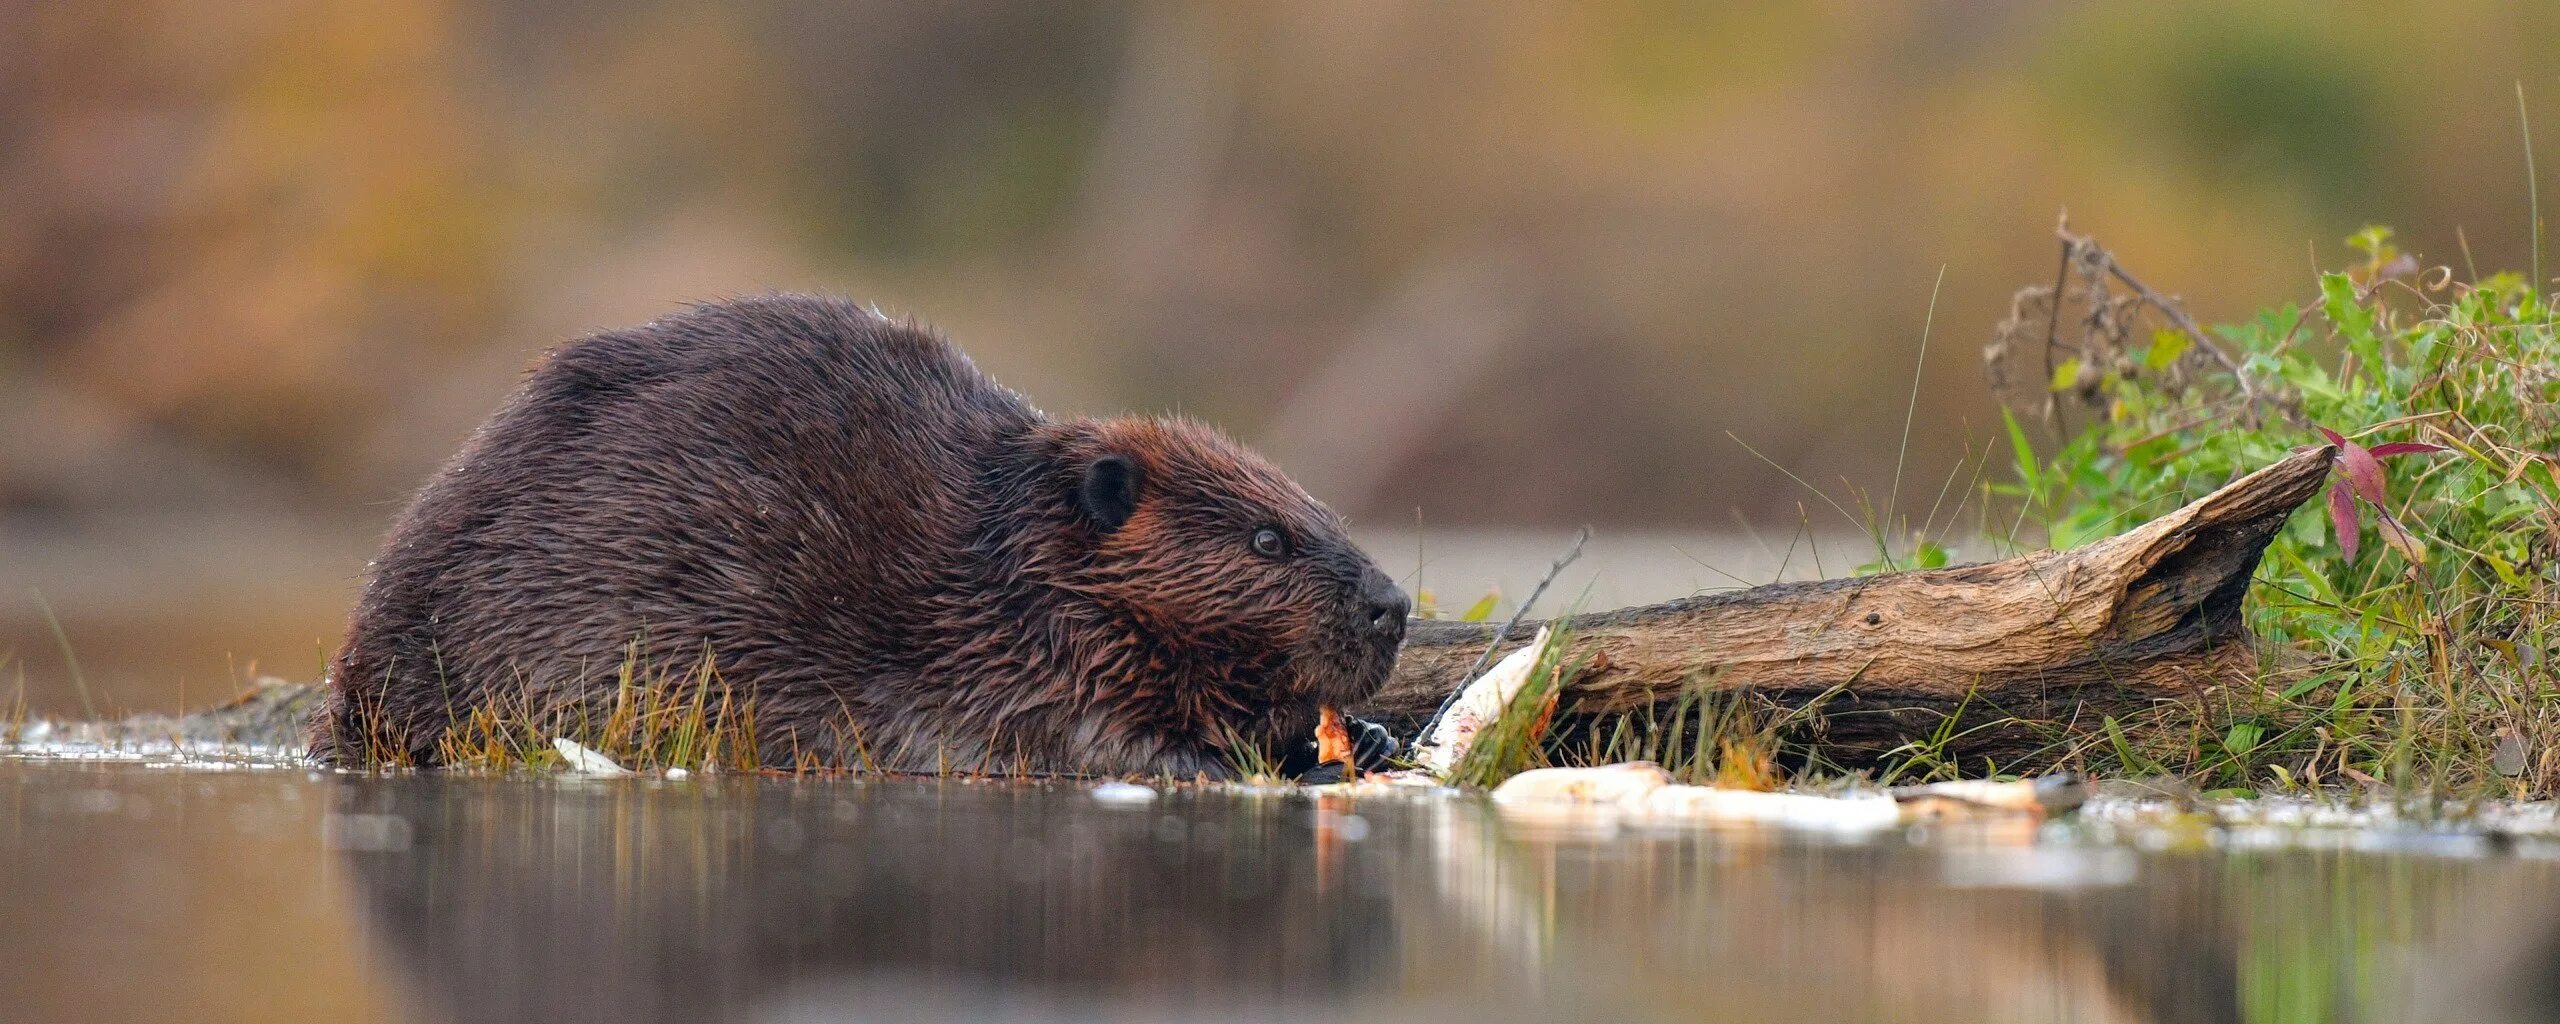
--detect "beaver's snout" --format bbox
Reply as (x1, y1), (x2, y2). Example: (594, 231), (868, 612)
(1357, 568), (1411, 647)
(1329, 564), (1407, 707)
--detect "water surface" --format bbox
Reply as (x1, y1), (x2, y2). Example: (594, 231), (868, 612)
(4, 754), (2555, 1023)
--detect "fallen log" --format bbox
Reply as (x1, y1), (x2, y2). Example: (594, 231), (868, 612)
(1352, 446), (2336, 769)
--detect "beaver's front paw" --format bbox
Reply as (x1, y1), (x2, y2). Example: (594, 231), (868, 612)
(1345, 715), (1400, 769)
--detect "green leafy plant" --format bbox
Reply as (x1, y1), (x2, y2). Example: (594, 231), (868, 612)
(1986, 224), (2560, 794)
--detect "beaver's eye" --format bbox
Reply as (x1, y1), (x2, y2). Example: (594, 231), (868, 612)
(1250, 527), (1291, 559)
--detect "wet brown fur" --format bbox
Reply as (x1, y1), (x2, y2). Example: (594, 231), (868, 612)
(310, 295), (1407, 774)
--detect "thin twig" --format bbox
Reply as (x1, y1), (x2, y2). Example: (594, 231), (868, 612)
(2059, 224), (2263, 407)
(2041, 210), (2072, 427)
(1412, 525), (1591, 746)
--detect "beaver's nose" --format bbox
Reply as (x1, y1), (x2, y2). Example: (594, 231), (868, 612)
(1361, 572), (1411, 638)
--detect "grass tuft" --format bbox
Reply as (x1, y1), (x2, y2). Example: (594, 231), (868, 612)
(339, 643), (763, 773)
(1214, 722), (1288, 783)
(443, 649), (759, 772)
(1569, 675), (1792, 790)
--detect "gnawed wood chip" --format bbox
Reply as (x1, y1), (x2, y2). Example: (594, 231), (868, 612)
(1315, 705), (1355, 772)
(1488, 762), (1671, 806)
(1412, 626), (1552, 774)
(551, 737), (632, 776)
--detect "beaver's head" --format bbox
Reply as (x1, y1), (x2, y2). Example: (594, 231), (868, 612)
(1027, 417), (1408, 737)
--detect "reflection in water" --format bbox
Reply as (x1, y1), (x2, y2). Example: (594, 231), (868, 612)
(334, 778), (1416, 1022)
(7, 758), (2560, 1023)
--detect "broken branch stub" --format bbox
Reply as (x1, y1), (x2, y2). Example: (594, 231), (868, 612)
(1353, 447), (2336, 768)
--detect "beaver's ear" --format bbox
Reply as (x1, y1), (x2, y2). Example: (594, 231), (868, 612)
(1077, 454), (1144, 532)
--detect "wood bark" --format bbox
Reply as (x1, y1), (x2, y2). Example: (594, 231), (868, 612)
(1353, 446), (2336, 768)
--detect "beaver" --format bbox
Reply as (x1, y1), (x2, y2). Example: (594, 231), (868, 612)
(309, 295), (1409, 775)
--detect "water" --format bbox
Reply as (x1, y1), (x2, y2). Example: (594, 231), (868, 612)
(5, 754), (2558, 1024)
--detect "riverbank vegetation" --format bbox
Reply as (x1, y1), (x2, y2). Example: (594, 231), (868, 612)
(1979, 225), (2560, 797)
(1456, 225), (2560, 801)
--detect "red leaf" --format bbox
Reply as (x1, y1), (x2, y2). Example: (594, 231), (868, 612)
(2315, 426), (2348, 448)
(2334, 439), (2390, 507)
(2368, 441), (2450, 458)
(2327, 479), (2360, 562)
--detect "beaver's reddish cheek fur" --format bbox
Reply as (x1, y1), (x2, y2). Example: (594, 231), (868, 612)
(1052, 540), (1368, 748)
(1080, 491), (1403, 714)
(308, 293), (1407, 777)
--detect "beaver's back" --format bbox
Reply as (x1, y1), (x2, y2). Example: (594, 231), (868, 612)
(316, 296), (1038, 764)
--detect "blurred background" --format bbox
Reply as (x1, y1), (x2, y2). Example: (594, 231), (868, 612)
(3, 0), (2556, 715)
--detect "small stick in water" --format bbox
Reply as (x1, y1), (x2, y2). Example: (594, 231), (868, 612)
(1412, 526), (1591, 748)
